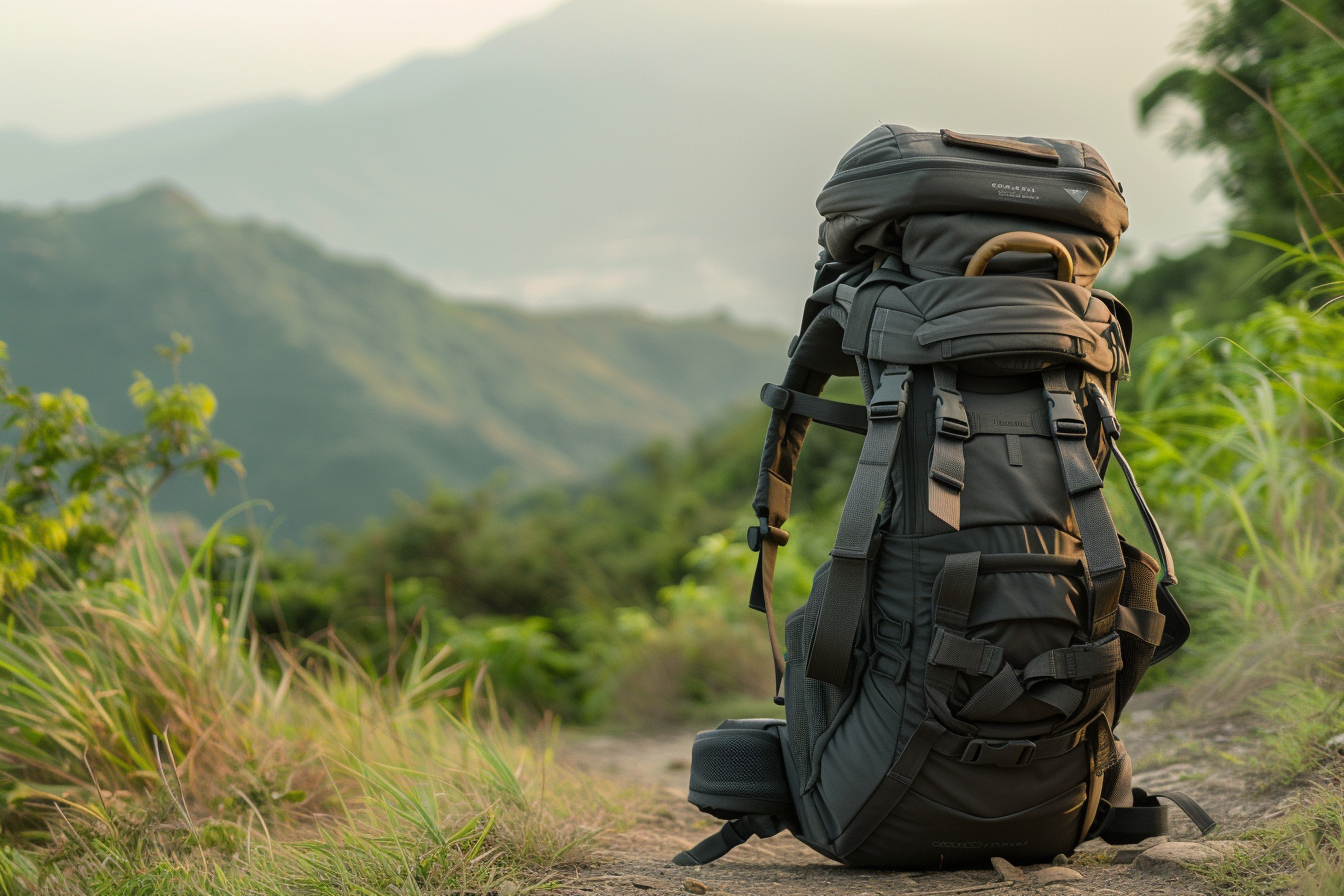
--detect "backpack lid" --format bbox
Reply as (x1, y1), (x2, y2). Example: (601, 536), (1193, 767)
(817, 125), (1128, 264)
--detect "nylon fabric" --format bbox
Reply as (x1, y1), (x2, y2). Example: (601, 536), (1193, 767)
(807, 365), (911, 686)
(680, 124), (1207, 871)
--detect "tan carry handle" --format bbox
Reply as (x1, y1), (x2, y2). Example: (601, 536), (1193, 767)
(965, 231), (1075, 282)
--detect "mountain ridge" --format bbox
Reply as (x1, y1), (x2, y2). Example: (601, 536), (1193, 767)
(0, 0), (1221, 324)
(0, 185), (786, 532)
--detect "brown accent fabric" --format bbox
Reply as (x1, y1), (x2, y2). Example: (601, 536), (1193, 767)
(940, 129), (1062, 163)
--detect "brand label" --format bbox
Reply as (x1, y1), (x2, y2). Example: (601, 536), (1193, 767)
(1065, 187), (1089, 203)
(992, 182), (1040, 202)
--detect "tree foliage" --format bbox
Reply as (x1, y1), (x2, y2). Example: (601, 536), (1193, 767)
(0, 335), (240, 596)
(1140, 0), (1344, 238)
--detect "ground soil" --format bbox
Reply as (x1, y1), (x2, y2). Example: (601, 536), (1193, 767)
(553, 690), (1295, 896)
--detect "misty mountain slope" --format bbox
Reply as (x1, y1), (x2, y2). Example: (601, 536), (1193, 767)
(0, 0), (1220, 323)
(0, 186), (785, 531)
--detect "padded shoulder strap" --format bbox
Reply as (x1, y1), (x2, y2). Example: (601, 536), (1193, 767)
(806, 363), (911, 686)
(748, 308), (856, 693)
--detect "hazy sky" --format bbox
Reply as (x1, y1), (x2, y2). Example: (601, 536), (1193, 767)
(0, 0), (973, 139)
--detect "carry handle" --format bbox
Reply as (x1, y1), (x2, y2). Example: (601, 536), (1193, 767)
(964, 231), (1075, 283)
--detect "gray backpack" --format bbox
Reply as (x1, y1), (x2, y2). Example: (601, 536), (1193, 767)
(677, 126), (1214, 869)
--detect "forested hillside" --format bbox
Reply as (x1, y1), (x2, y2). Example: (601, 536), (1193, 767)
(0, 186), (785, 531)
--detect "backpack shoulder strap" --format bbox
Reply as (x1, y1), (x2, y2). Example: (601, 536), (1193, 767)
(748, 304), (858, 694)
(805, 362), (911, 686)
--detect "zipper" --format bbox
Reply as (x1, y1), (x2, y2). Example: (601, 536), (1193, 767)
(825, 155), (1119, 193)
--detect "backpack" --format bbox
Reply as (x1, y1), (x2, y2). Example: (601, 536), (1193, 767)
(675, 126), (1215, 869)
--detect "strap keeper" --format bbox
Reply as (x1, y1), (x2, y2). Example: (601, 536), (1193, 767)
(830, 532), (882, 563)
(930, 467), (965, 491)
(1044, 387), (1088, 438)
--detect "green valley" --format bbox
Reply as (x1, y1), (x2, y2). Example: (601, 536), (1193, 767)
(0, 185), (786, 532)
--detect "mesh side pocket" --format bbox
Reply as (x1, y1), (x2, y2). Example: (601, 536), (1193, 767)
(688, 727), (793, 820)
(1115, 542), (1160, 719)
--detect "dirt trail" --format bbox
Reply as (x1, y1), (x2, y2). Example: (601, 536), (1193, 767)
(554, 691), (1293, 896)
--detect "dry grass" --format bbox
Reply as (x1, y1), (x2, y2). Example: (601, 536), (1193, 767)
(0, 518), (621, 894)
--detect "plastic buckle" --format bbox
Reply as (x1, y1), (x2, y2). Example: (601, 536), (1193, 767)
(933, 387), (970, 439)
(961, 739), (1037, 767)
(1086, 383), (1121, 440)
(868, 368), (911, 421)
(746, 516), (770, 552)
(1044, 389), (1088, 438)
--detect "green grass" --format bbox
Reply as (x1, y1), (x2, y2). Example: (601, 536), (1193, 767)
(0, 517), (618, 894)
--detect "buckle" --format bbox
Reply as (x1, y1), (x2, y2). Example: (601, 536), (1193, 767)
(961, 739), (1037, 767)
(1044, 388), (1088, 438)
(747, 517), (770, 552)
(1086, 383), (1121, 440)
(933, 387), (970, 439)
(868, 368), (911, 421)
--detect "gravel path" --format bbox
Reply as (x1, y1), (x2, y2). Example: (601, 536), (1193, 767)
(553, 691), (1294, 895)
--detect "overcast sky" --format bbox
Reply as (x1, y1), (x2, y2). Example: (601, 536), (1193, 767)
(0, 0), (983, 139)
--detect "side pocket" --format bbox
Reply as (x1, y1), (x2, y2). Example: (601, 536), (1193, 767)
(1114, 541), (1161, 719)
(785, 559), (852, 792)
(784, 601), (811, 785)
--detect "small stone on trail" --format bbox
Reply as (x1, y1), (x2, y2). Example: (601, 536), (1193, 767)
(629, 878), (660, 890)
(990, 856), (1026, 882)
(497, 883), (519, 896)
(682, 880), (709, 894)
(1111, 847), (1145, 865)
(1029, 866), (1083, 886)
(1051, 854), (1069, 866)
(1133, 840), (1238, 872)
(1326, 732), (1344, 751)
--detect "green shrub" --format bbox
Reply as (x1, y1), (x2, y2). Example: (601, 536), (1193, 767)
(0, 335), (239, 597)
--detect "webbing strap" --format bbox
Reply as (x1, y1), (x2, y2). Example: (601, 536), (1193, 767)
(1022, 636), (1123, 682)
(834, 717), (944, 857)
(1086, 383), (1178, 587)
(934, 552), (982, 630)
(956, 666), (1025, 720)
(806, 365), (911, 687)
(928, 628), (1003, 676)
(931, 725), (1085, 761)
(1090, 788), (1216, 844)
(1117, 604), (1165, 647)
(672, 815), (786, 866)
(748, 526), (790, 693)
(1042, 368), (1125, 638)
(760, 383), (869, 435)
(927, 365), (969, 530)
(1148, 790), (1218, 836)
(923, 553), (983, 731)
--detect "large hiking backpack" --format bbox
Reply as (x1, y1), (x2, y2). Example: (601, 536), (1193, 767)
(676, 126), (1215, 869)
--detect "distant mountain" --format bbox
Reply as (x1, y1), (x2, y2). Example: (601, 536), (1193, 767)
(0, 0), (1219, 323)
(0, 186), (785, 531)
